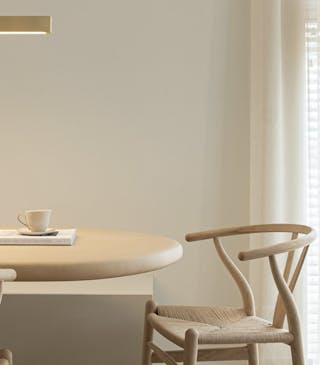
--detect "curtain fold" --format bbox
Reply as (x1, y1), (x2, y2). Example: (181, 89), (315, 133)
(250, 0), (306, 364)
(305, 1), (320, 363)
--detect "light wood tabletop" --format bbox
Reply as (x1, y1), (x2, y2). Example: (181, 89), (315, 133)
(0, 229), (183, 281)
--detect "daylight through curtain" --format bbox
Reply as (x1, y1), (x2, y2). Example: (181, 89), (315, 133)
(250, 1), (306, 363)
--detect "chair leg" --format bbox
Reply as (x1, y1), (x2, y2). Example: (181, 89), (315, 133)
(247, 344), (258, 365)
(290, 339), (305, 365)
(142, 300), (157, 365)
(183, 329), (199, 365)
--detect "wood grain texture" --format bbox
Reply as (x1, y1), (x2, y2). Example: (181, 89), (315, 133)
(214, 237), (255, 316)
(0, 229), (182, 281)
(238, 233), (314, 261)
(273, 234), (308, 328)
(269, 255), (305, 365)
(248, 343), (258, 365)
(186, 223), (316, 261)
(143, 224), (315, 365)
(151, 347), (249, 362)
(148, 343), (177, 365)
(273, 233), (297, 328)
(183, 329), (198, 365)
(142, 300), (157, 365)
(185, 224), (312, 242)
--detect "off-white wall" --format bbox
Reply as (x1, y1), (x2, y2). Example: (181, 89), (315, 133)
(1, 0), (250, 305)
(0, 0), (250, 362)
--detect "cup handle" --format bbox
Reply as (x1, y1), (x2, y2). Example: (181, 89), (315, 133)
(17, 213), (28, 228)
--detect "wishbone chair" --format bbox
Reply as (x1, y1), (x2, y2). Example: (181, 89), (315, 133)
(141, 224), (316, 365)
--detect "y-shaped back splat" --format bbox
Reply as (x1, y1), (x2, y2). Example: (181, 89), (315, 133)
(269, 254), (303, 338)
(272, 232), (309, 328)
(213, 237), (255, 316)
(186, 224), (316, 325)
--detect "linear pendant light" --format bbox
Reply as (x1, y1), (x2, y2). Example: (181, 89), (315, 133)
(0, 16), (51, 34)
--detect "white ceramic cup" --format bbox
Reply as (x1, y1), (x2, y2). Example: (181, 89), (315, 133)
(17, 209), (52, 232)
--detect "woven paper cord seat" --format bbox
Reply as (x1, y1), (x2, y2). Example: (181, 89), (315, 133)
(149, 306), (293, 347)
(141, 224), (316, 365)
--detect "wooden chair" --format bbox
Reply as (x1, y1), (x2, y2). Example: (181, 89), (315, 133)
(0, 269), (17, 365)
(141, 224), (316, 365)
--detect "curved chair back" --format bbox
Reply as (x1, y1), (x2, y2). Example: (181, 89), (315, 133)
(185, 224), (316, 329)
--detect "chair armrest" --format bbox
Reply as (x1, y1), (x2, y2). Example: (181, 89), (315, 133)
(185, 227), (243, 242)
(186, 224), (316, 261)
(238, 228), (316, 261)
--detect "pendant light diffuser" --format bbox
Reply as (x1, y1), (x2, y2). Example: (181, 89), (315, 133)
(0, 16), (51, 34)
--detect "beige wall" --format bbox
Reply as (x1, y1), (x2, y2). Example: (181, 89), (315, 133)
(0, 0), (250, 363)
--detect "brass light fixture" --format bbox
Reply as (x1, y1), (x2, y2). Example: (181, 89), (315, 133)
(0, 16), (51, 34)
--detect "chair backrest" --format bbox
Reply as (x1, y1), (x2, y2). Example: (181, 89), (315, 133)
(185, 224), (316, 329)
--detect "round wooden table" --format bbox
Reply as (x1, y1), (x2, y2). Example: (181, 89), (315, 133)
(0, 229), (183, 281)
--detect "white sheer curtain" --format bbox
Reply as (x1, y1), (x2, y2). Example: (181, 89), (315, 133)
(250, 0), (306, 364)
(305, 2), (320, 364)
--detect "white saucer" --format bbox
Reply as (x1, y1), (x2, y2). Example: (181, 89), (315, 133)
(18, 228), (58, 236)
